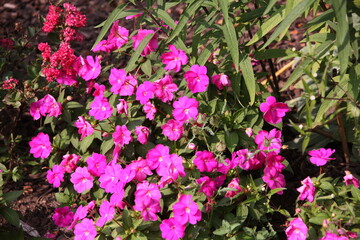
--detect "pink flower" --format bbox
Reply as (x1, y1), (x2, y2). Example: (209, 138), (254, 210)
(160, 218), (186, 240)
(56, 72), (77, 86)
(344, 171), (360, 188)
(125, 12), (142, 19)
(260, 96), (289, 124)
(160, 45), (188, 72)
(156, 154), (186, 184)
(60, 154), (81, 173)
(225, 178), (242, 198)
(29, 132), (52, 159)
(52, 206), (74, 228)
(132, 29), (158, 56)
(74, 55), (101, 81)
(308, 148), (336, 166)
(116, 99), (128, 115)
(92, 83), (105, 97)
(154, 75), (178, 103)
(285, 218), (308, 240)
(172, 96), (199, 123)
(133, 198), (161, 221)
(74, 116), (94, 140)
(109, 68), (138, 96)
(143, 102), (156, 120)
(193, 150), (218, 172)
(146, 144), (171, 170)
(47, 165), (65, 187)
(134, 181), (161, 201)
(86, 153), (107, 177)
(135, 126), (150, 144)
(211, 73), (231, 90)
(231, 149), (264, 171)
(172, 194), (202, 225)
(262, 168), (286, 194)
(108, 21), (129, 49)
(96, 200), (115, 227)
(30, 94), (62, 120)
(70, 167), (94, 193)
(92, 40), (115, 53)
(320, 232), (349, 240)
(74, 218), (97, 240)
(161, 119), (184, 141)
(129, 158), (153, 182)
(196, 176), (217, 197)
(136, 81), (156, 104)
(113, 125), (132, 147)
(69, 201), (96, 229)
(99, 163), (122, 193)
(254, 129), (282, 154)
(89, 96), (113, 120)
(184, 65), (209, 93)
(297, 176), (315, 203)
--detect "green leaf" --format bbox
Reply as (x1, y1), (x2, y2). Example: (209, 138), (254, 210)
(166, 0), (204, 44)
(65, 101), (84, 109)
(100, 138), (114, 155)
(153, 8), (176, 30)
(140, 59), (152, 77)
(0, 206), (20, 227)
(309, 213), (329, 225)
(239, 54), (256, 105)
(332, 0), (351, 76)
(80, 134), (95, 153)
(225, 131), (238, 152)
(263, 0), (278, 16)
(253, 49), (291, 60)
(262, 0), (316, 49)
(351, 186), (360, 199)
(55, 192), (70, 204)
(125, 33), (154, 72)
(91, 4), (127, 50)
(197, 39), (220, 66)
(3, 191), (23, 204)
(268, 188), (286, 196)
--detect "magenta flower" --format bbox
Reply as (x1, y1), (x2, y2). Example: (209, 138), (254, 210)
(30, 94), (62, 120)
(47, 165), (65, 188)
(99, 163), (122, 193)
(109, 68), (138, 96)
(132, 29), (158, 56)
(344, 171), (360, 188)
(156, 154), (186, 183)
(86, 153), (107, 177)
(184, 65), (209, 93)
(154, 75), (178, 103)
(160, 45), (188, 72)
(172, 96), (199, 123)
(161, 119), (184, 141)
(308, 148), (336, 166)
(52, 206), (74, 228)
(260, 96), (289, 124)
(74, 116), (94, 140)
(70, 167), (94, 193)
(146, 144), (171, 170)
(225, 178), (242, 198)
(172, 194), (202, 225)
(69, 201), (96, 229)
(96, 200), (115, 227)
(108, 21), (129, 49)
(89, 96), (113, 120)
(285, 217), (308, 240)
(143, 102), (156, 120)
(262, 168), (286, 194)
(29, 132), (52, 159)
(135, 126), (150, 144)
(92, 83), (105, 97)
(319, 232), (349, 240)
(136, 81), (156, 104)
(297, 176), (315, 203)
(231, 149), (264, 171)
(60, 154), (81, 173)
(196, 176), (217, 197)
(134, 181), (161, 201)
(92, 39), (116, 53)
(193, 150), (218, 172)
(133, 198), (161, 221)
(211, 73), (231, 90)
(113, 125), (132, 147)
(129, 158), (153, 182)
(74, 218), (97, 240)
(254, 129), (282, 154)
(74, 55), (101, 81)
(116, 99), (128, 115)
(160, 218), (186, 240)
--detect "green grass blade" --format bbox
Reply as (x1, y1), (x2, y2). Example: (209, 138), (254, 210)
(239, 54), (256, 105)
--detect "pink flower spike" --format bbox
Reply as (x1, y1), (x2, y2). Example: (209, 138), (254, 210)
(344, 171), (359, 188)
(259, 96), (289, 124)
(172, 194), (202, 225)
(160, 45), (188, 72)
(160, 218), (186, 240)
(285, 217), (308, 240)
(308, 148), (336, 166)
(52, 206), (74, 228)
(74, 218), (97, 240)
(184, 65), (209, 93)
(297, 176), (315, 203)
(74, 116), (94, 140)
(29, 132), (52, 159)
(132, 29), (158, 56)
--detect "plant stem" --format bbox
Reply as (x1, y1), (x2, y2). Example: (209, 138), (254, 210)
(336, 112), (350, 170)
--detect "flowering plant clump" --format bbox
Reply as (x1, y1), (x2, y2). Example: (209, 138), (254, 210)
(0, 0), (357, 239)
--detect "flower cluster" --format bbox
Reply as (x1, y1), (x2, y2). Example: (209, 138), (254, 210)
(30, 94), (62, 120)
(1, 77), (18, 90)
